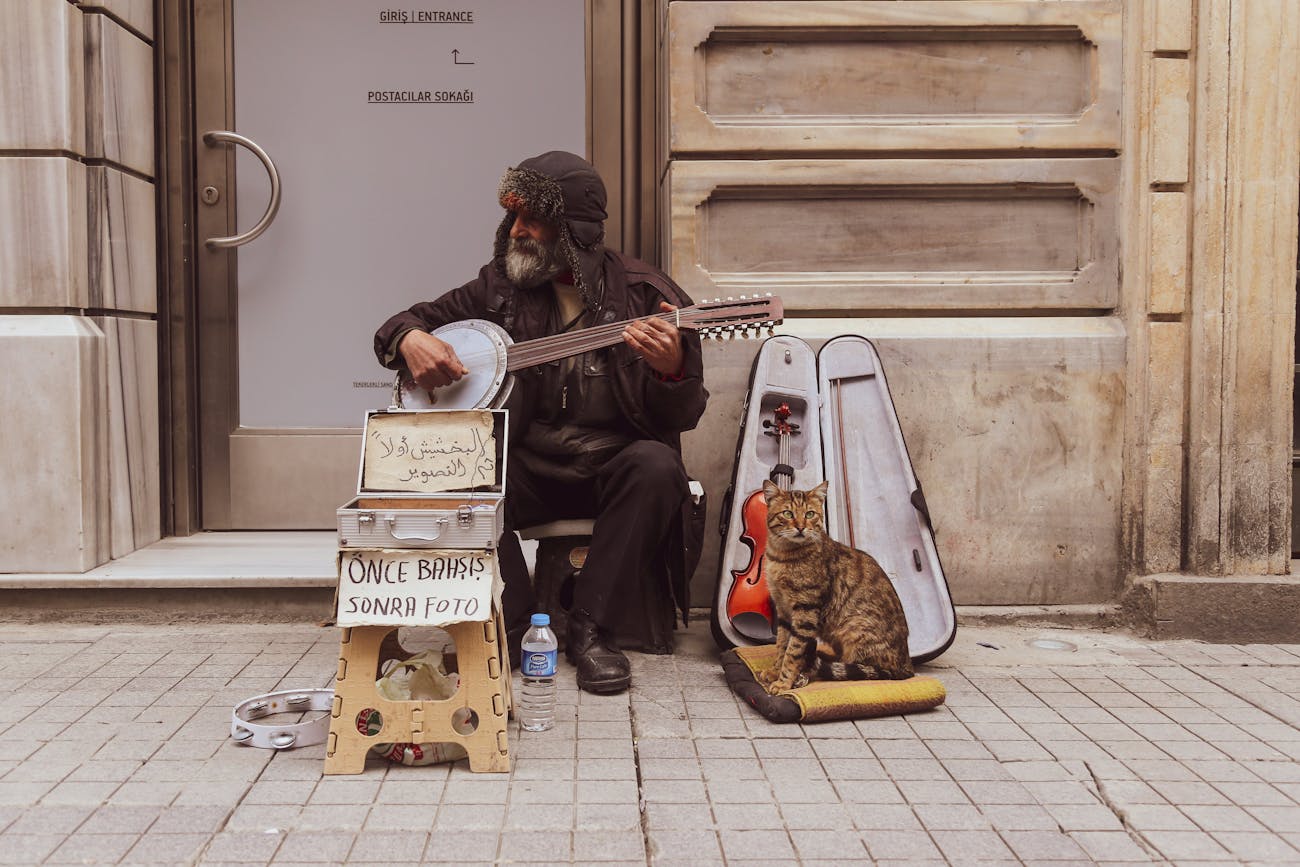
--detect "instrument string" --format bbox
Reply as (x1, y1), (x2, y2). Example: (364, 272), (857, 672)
(423, 306), (733, 371)
(402, 300), (774, 389)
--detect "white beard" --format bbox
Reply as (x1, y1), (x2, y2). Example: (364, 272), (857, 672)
(505, 237), (563, 288)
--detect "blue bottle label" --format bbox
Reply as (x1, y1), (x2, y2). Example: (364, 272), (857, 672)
(522, 649), (557, 677)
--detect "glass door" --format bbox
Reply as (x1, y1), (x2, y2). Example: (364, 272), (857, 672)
(193, 0), (586, 527)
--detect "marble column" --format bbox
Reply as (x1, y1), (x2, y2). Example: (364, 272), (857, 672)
(0, 0), (159, 572)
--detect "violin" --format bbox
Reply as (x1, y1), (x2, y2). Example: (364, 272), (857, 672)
(726, 403), (799, 641)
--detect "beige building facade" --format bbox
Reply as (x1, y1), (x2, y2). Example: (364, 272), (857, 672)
(1, 0), (1297, 640)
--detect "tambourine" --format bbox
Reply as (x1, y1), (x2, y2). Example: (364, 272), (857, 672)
(230, 688), (334, 750)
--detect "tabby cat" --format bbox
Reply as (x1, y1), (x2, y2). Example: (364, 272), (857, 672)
(758, 480), (913, 694)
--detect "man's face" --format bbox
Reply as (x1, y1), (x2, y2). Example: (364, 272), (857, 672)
(504, 210), (562, 287)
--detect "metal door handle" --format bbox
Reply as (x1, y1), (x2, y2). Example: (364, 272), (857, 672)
(385, 516), (448, 542)
(202, 130), (282, 249)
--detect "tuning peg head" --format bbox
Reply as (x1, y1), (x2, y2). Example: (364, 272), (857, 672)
(739, 294), (748, 300)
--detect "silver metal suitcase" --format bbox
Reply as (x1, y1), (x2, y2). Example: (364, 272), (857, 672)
(337, 409), (507, 550)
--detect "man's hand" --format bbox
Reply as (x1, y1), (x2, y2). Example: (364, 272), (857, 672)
(399, 329), (469, 389)
(624, 301), (685, 377)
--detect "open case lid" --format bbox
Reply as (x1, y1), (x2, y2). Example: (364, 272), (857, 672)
(357, 409), (507, 497)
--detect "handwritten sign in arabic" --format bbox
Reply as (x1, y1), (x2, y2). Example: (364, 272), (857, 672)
(337, 549), (498, 627)
(362, 411), (497, 493)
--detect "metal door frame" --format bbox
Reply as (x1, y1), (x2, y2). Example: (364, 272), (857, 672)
(159, 0), (661, 530)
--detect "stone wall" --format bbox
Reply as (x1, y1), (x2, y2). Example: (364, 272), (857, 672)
(0, 1), (158, 571)
(667, 0), (1130, 607)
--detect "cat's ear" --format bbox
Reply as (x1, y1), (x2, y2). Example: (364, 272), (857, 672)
(762, 480), (781, 499)
(812, 480), (830, 500)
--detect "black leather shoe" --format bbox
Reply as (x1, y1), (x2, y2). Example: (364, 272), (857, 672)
(566, 609), (630, 694)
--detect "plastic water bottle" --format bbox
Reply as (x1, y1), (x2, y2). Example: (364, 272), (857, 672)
(519, 613), (557, 732)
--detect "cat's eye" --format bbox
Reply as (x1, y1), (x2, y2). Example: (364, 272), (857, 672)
(781, 510), (794, 518)
(805, 511), (816, 519)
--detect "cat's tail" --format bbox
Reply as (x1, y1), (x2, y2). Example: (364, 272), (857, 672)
(816, 660), (913, 681)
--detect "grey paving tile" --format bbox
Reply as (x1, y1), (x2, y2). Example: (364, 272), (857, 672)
(697, 757), (765, 780)
(40, 780), (119, 805)
(148, 803), (230, 834)
(634, 738), (695, 760)
(1213, 829), (1300, 861)
(308, 777), (380, 805)
(779, 801), (852, 830)
(845, 803), (920, 831)
(77, 805), (159, 837)
(4, 805), (92, 835)
(348, 830), (428, 862)
(692, 739), (755, 759)
(913, 803), (992, 831)
(980, 803), (1061, 831)
(1150, 778), (1234, 806)
(711, 802), (782, 830)
(573, 828), (646, 862)
(646, 828), (721, 861)
(859, 828), (943, 860)
(224, 803), (301, 832)
(374, 779), (442, 804)
(502, 801), (574, 831)
(0, 834), (64, 864)
(46, 832), (141, 864)
(292, 803), (369, 831)
(360, 803), (434, 830)
(1142, 828), (1235, 860)
(789, 828), (870, 860)
(1212, 779), (1294, 806)
(272, 830), (354, 863)
(1022, 779), (1104, 804)
(199, 830), (285, 864)
(433, 802), (504, 830)
(959, 779), (1038, 805)
(574, 802), (641, 831)
(717, 828), (795, 861)
(1043, 802), (1125, 831)
(930, 828), (1017, 861)
(1001, 829), (1091, 860)
(821, 758), (888, 780)
(895, 779), (970, 804)
(1244, 803), (1300, 833)
(506, 778), (573, 805)
(639, 758), (704, 780)
(924, 740), (994, 760)
(833, 779), (905, 804)
(643, 802), (713, 830)
(768, 776), (839, 803)
(121, 831), (209, 863)
(1069, 829), (1153, 862)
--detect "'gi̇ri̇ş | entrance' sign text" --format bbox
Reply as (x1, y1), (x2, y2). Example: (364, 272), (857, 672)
(337, 549), (496, 627)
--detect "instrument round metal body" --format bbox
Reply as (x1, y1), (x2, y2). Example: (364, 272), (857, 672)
(393, 319), (514, 410)
(230, 688), (335, 750)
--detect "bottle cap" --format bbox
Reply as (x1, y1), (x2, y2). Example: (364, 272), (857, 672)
(530, 613), (550, 627)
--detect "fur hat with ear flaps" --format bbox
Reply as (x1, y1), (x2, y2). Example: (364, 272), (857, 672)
(495, 150), (608, 310)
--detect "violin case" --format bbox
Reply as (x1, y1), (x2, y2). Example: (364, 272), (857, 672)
(712, 335), (957, 663)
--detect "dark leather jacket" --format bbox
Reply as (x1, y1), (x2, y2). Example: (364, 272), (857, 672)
(374, 249), (709, 624)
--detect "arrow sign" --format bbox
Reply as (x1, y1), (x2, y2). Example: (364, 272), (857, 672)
(452, 49), (474, 65)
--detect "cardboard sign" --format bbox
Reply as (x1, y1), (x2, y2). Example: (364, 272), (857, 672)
(363, 411), (497, 493)
(337, 549), (498, 627)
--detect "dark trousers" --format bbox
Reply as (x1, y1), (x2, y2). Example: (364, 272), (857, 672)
(496, 440), (687, 637)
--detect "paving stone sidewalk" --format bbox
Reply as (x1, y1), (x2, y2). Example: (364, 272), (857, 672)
(0, 619), (1296, 865)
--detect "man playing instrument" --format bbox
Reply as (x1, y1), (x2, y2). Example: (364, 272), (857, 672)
(374, 151), (708, 694)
